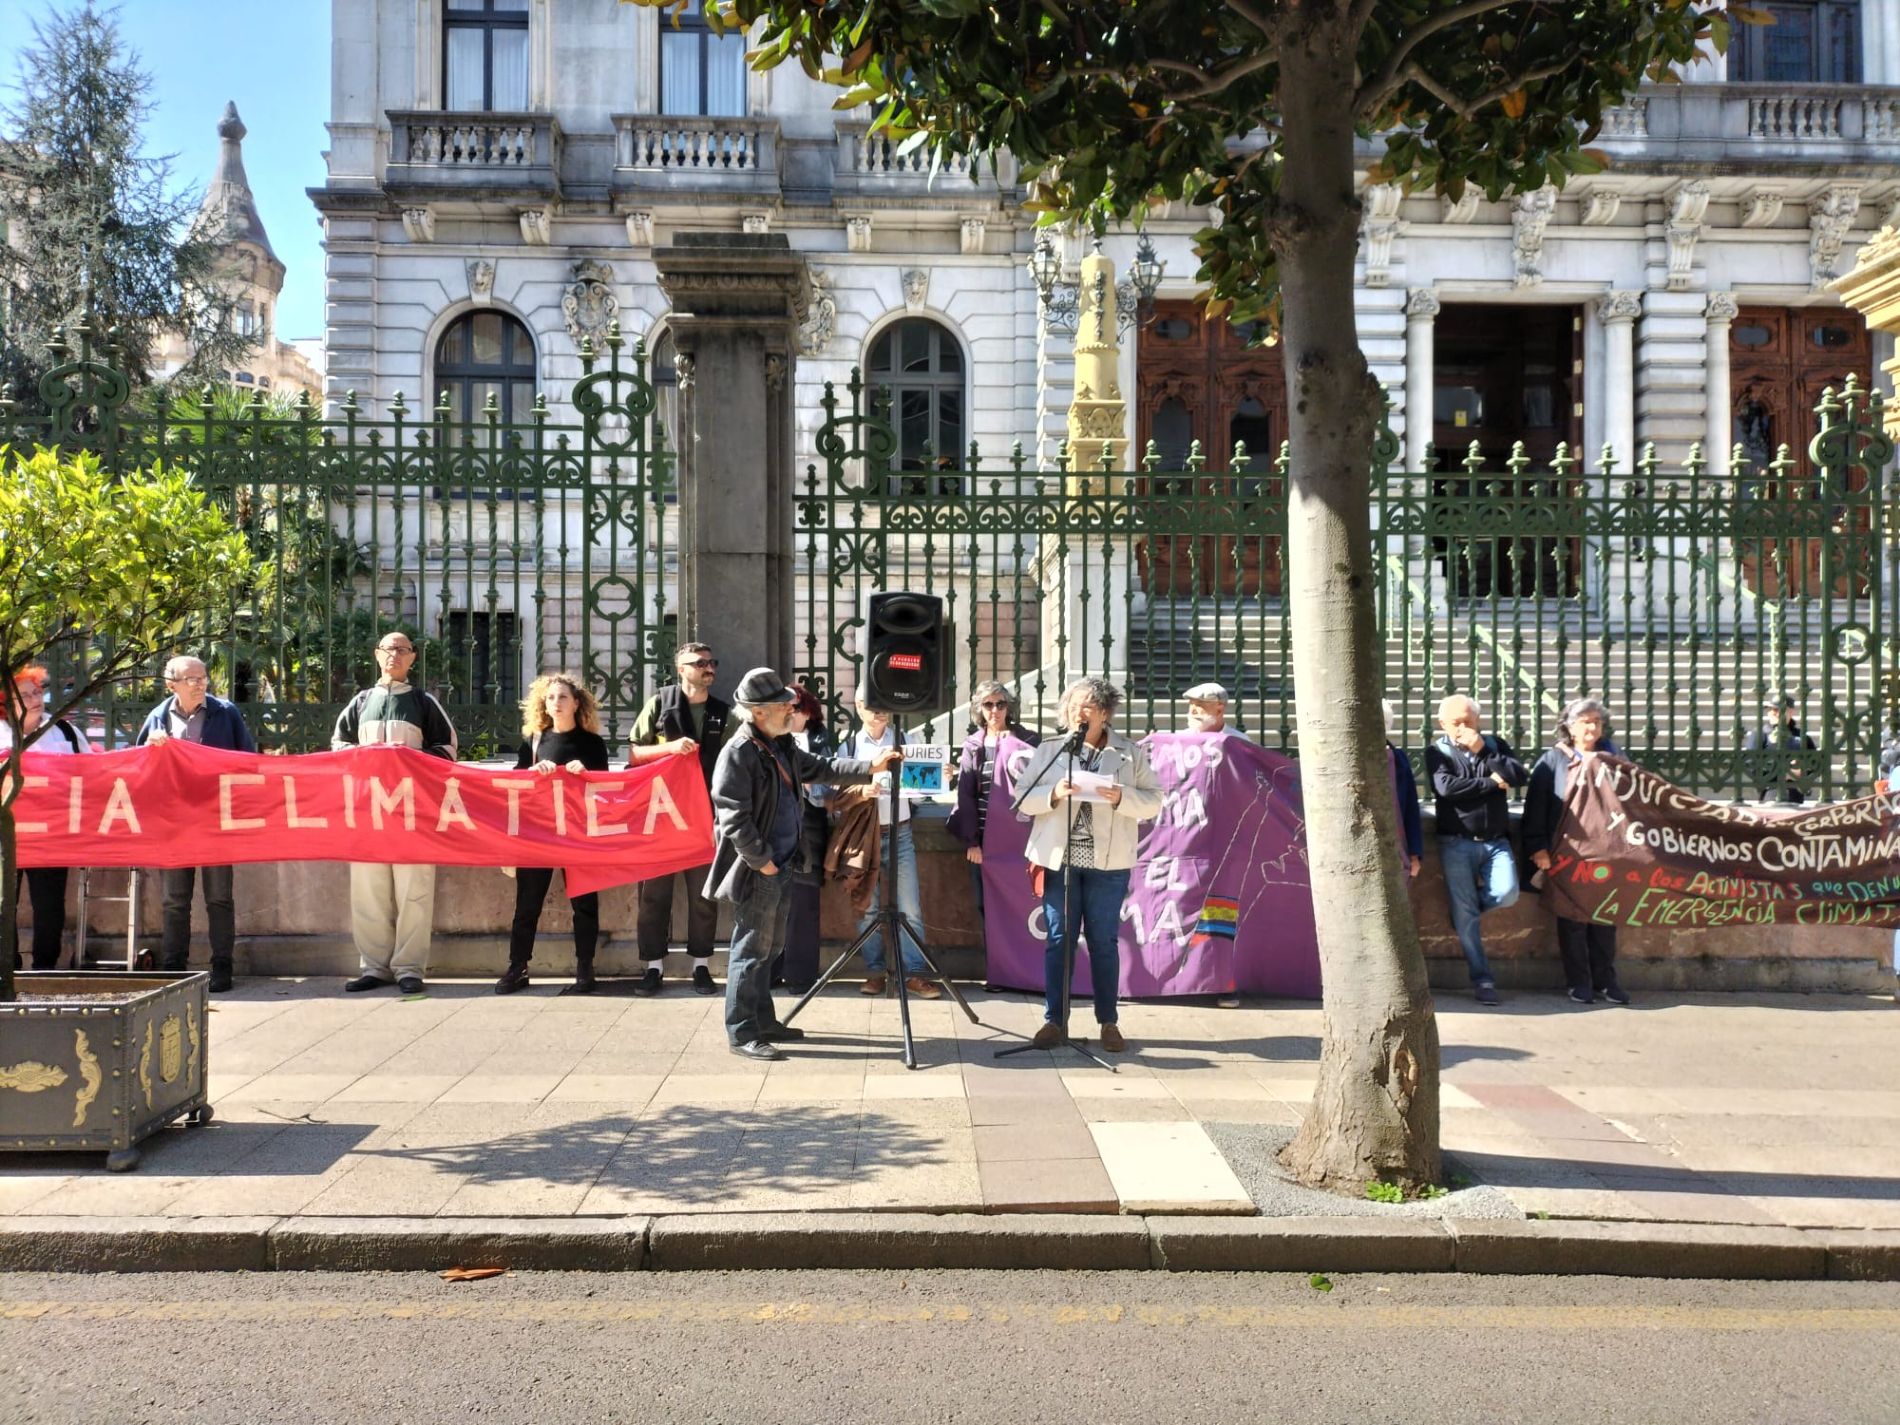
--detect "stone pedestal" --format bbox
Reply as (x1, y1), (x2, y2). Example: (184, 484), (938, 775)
(654, 234), (810, 690)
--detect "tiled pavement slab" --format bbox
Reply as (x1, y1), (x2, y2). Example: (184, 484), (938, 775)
(3, 980), (1894, 1229)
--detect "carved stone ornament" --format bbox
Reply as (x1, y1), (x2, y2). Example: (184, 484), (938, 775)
(1441, 189), (1481, 225)
(901, 267), (929, 313)
(1599, 290), (1644, 324)
(466, 259), (496, 306)
(1512, 184), (1559, 288)
(1740, 191), (1785, 229)
(518, 207), (554, 246)
(798, 267), (837, 357)
(764, 352), (787, 393)
(1405, 287), (1441, 321)
(401, 206), (435, 243)
(741, 211), (772, 235)
(1360, 182), (1405, 289)
(1808, 184), (1862, 291)
(1578, 191), (1621, 227)
(561, 259), (620, 347)
(625, 210), (655, 248)
(1882, 194), (1900, 236)
(1665, 180), (1711, 292)
(845, 213), (874, 253)
(960, 216), (987, 255)
(1704, 292), (1740, 324)
(674, 352), (695, 393)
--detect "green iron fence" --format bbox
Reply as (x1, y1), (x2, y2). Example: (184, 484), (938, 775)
(796, 369), (1897, 801)
(1, 319), (673, 757)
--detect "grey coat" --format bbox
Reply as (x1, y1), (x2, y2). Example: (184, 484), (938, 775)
(702, 725), (874, 904)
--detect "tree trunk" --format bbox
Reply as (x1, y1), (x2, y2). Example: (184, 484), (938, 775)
(1273, 21), (1441, 1190)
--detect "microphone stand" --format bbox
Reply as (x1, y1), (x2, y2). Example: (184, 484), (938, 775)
(996, 719), (1115, 1074)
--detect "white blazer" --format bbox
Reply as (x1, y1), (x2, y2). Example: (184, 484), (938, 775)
(1014, 731), (1164, 872)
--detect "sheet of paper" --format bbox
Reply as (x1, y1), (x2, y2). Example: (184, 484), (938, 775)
(1069, 768), (1116, 804)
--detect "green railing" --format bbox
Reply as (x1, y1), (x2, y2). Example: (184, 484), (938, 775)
(797, 371), (1896, 801)
(2, 319), (673, 757)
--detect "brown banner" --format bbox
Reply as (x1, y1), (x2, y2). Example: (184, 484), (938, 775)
(1546, 756), (1900, 928)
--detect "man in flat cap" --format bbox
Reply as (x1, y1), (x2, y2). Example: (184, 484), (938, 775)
(1182, 682), (1249, 741)
(705, 668), (900, 1060)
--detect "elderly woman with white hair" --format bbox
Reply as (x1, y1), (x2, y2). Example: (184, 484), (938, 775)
(946, 680), (1041, 960)
(1523, 696), (1628, 1006)
(1014, 677), (1163, 1053)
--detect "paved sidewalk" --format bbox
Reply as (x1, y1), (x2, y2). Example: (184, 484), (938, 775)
(2, 981), (1895, 1230)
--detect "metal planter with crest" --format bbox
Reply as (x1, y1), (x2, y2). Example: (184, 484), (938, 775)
(0, 972), (212, 1172)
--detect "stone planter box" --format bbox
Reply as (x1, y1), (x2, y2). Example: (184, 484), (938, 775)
(1, 972), (212, 1171)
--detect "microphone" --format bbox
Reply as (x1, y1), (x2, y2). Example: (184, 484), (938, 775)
(1061, 720), (1088, 755)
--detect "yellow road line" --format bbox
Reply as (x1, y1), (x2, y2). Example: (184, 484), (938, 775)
(1, 1301), (1896, 1331)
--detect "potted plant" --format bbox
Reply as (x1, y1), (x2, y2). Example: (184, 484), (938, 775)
(1, 445), (250, 1170)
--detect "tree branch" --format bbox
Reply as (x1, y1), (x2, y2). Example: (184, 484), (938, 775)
(1355, 0), (1538, 118)
(1222, 0), (1279, 40)
(1155, 46), (1281, 103)
(1386, 57), (1569, 122)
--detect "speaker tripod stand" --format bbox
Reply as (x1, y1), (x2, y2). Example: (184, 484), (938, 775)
(781, 715), (980, 1068)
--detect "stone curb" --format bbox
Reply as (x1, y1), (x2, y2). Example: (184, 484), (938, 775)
(0, 1214), (1896, 1280)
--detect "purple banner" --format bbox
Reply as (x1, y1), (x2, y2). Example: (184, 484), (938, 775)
(982, 733), (1324, 999)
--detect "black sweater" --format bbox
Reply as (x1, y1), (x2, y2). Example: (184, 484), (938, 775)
(514, 727), (611, 772)
(1425, 734), (1528, 841)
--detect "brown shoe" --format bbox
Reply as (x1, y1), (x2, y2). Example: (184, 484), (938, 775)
(861, 975), (887, 996)
(1031, 1021), (1064, 1049)
(1098, 1023), (1126, 1053)
(904, 976), (942, 1000)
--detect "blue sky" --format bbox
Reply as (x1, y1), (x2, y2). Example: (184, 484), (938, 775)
(2, 1), (332, 340)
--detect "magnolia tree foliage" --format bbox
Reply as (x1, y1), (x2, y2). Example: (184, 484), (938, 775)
(0, 447), (251, 1002)
(629, 0), (1729, 1192)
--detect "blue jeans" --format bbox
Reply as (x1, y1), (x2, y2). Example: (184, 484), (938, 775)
(859, 822), (926, 975)
(725, 869), (791, 1045)
(1041, 864), (1129, 1027)
(1439, 836), (1519, 985)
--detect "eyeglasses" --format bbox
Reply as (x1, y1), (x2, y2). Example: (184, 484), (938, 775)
(167, 675), (208, 686)
(377, 645), (415, 656)
(685, 659), (718, 670)
(980, 701), (1010, 711)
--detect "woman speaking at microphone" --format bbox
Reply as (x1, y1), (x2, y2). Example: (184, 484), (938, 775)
(1014, 677), (1162, 1053)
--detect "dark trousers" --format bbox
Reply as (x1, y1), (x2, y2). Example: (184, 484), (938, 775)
(636, 866), (718, 961)
(1556, 917), (1619, 994)
(777, 873), (821, 991)
(508, 867), (600, 969)
(13, 867), (68, 970)
(725, 871), (790, 1046)
(161, 865), (236, 970)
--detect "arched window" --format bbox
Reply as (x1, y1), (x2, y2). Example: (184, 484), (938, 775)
(868, 318), (965, 496)
(434, 310), (536, 425)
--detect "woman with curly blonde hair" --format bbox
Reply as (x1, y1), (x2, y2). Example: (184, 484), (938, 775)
(495, 672), (611, 996)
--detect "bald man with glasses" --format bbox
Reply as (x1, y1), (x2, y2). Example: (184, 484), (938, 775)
(331, 630), (458, 995)
(136, 656), (257, 992)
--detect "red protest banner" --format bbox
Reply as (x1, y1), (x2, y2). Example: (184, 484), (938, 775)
(5, 739), (714, 896)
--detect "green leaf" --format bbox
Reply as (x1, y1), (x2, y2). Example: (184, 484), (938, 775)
(1307, 1273), (1334, 1292)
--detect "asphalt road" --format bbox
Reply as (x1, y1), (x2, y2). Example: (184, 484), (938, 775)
(2, 1269), (1896, 1424)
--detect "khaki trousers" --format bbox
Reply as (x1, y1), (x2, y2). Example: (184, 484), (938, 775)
(349, 863), (437, 981)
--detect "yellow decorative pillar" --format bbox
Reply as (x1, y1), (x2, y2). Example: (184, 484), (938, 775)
(1065, 241), (1127, 492)
(1831, 222), (1900, 440)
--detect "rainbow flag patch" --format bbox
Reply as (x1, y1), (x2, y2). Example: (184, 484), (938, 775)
(1195, 896), (1240, 939)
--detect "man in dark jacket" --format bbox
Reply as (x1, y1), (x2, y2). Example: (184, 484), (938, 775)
(1740, 693), (1816, 803)
(627, 641), (731, 995)
(1424, 693), (1527, 1005)
(135, 656), (257, 992)
(705, 668), (896, 1061)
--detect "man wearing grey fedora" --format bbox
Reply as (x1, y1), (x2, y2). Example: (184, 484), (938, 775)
(705, 668), (901, 1061)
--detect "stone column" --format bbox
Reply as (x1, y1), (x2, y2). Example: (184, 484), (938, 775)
(654, 233), (810, 693)
(1831, 224), (1900, 442)
(1403, 288), (1439, 472)
(1065, 241), (1126, 482)
(1599, 291), (1643, 473)
(1703, 293), (1738, 476)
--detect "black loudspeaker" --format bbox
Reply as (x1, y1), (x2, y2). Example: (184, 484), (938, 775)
(861, 591), (947, 715)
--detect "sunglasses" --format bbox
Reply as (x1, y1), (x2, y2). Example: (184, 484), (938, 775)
(684, 658), (718, 670)
(980, 701), (1010, 710)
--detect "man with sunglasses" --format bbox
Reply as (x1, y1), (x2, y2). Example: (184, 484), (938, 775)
(627, 640), (731, 995)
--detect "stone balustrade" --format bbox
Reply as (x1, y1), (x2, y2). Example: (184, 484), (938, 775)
(613, 115), (778, 189)
(1591, 83), (1900, 164)
(385, 110), (562, 197)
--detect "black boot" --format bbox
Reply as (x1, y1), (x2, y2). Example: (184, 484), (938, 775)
(563, 957), (599, 996)
(494, 962), (532, 995)
(208, 960), (234, 994)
